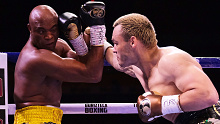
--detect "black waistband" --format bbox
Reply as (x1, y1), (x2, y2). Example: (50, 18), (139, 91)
(175, 107), (210, 124)
(174, 104), (220, 124)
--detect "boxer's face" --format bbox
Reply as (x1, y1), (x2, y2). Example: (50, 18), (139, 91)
(112, 25), (134, 67)
(28, 16), (59, 51)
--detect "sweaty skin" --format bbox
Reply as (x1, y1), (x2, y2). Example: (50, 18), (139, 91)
(105, 24), (218, 123)
(14, 5), (104, 109)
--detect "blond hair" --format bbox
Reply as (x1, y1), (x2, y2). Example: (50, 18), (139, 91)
(113, 13), (157, 48)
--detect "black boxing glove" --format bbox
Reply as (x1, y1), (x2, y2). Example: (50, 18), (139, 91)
(79, 1), (105, 26)
(59, 12), (81, 38)
(59, 12), (88, 56)
(79, 1), (106, 46)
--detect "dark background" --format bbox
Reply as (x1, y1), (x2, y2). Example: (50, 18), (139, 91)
(1, 0), (220, 124)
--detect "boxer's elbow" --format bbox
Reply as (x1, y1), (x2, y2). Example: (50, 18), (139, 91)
(207, 91), (219, 105)
(201, 89), (219, 106)
(92, 77), (102, 83)
(87, 76), (102, 83)
(95, 72), (103, 83)
(86, 71), (102, 83)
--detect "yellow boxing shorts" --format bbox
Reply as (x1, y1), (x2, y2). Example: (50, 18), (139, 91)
(14, 106), (63, 124)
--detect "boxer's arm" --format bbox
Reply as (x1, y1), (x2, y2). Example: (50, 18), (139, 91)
(55, 31), (91, 61)
(26, 48), (102, 83)
(59, 12), (88, 56)
(44, 1), (106, 83)
(161, 53), (219, 111)
(55, 38), (78, 59)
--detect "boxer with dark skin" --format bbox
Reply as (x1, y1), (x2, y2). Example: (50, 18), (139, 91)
(14, 4), (104, 124)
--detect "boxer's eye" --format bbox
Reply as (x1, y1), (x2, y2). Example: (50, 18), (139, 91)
(37, 29), (46, 35)
(50, 28), (57, 33)
(50, 25), (58, 33)
(112, 40), (118, 45)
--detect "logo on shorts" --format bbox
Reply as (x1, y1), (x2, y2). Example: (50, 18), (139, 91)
(213, 101), (220, 116)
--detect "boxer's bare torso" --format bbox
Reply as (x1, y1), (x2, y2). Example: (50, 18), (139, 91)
(14, 39), (74, 109)
(131, 46), (215, 123)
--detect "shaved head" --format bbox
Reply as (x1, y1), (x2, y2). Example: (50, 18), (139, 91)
(27, 5), (59, 51)
(29, 5), (58, 26)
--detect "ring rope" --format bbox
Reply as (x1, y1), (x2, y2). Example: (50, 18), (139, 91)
(8, 103), (138, 115)
(3, 52), (220, 68)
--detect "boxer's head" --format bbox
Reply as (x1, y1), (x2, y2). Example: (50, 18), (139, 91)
(27, 5), (59, 51)
(113, 13), (157, 49)
(112, 13), (158, 67)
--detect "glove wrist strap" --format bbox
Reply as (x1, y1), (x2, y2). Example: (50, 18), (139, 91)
(103, 40), (113, 58)
(69, 33), (88, 56)
(90, 25), (106, 46)
(161, 95), (183, 115)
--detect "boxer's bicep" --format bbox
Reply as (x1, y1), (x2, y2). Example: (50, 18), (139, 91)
(171, 60), (216, 111)
(28, 50), (87, 82)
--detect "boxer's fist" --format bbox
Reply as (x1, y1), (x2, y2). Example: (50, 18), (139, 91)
(59, 12), (88, 56)
(137, 92), (183, 123)
(137, 92), (162, 123)
(79, 1), (105, 26)
(59, 12), (82, 40)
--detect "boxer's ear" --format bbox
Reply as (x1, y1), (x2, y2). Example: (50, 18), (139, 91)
(130, 36), (137, 48)
(27, 23), (31, 32)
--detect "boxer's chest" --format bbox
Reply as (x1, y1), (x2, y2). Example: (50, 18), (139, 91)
(146, 68), (177, 95)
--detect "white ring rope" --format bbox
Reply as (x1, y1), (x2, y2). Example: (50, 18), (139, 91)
(8, 103), (138, 115)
